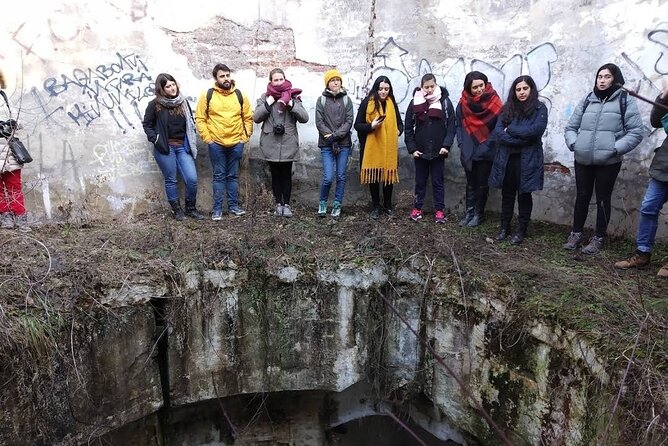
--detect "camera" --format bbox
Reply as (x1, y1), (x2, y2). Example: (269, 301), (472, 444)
(0, 119), (17, 138)
(273, 123), (285, 135)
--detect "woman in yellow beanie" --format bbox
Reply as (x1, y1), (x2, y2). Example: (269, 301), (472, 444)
(315, 69), (354, 218)
(354, 75), (403, 219)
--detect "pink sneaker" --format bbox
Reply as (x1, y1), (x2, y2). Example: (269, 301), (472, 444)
(410, 208), (423, 221)
(435, 210), (446, 224)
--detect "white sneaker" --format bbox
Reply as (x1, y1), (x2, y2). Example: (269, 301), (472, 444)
(274, 204), (284, 216)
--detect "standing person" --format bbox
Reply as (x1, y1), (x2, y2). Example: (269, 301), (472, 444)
(142, 73), (204, 221)
(315, 69), (354, 218)
(563, 63), (644, 254)
(489, 75), (548, 245)
(195, 63), (253, 220)
(253, 68), (309, 218)
(355, 75), (403, 220)
(455, 71), (503, 227)
(0, 70), (30, 232)
(615, 86), (668, 276)
(404, 73), (455, 223)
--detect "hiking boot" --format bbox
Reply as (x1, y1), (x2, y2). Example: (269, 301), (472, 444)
(317, 200), (327, 217)
(658, 263), (668, 277)
(510, 230), (525, 245)
(614, 251), (651, 269)
(184, 199), (204, 220)
(466, 213), (483, 228)
(169, 200), (185, 221)
(0, 212), (14, 229)
(581, 236), (604, 255)
(15, 214), (31, 233)
(331, 201), (341, 218)
(274, 204), (284, 216)
(229, 207), (246, 216)
(370, 206), (381, 220)
(282, 205), (292, 218)
(458, 207), (474, 227)
(211, 210), (223, 221)
(410, 208), (423, 221)
(563, 231), (583, 250)
(494, 223), (510, 241)
(434, 210), (445, 224)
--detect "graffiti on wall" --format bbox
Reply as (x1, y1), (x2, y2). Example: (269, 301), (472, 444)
(91, 140), (159, 178)
(41, 52), (153, 133)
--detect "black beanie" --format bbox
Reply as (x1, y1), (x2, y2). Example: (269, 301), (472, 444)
(594, 63), (625, 99)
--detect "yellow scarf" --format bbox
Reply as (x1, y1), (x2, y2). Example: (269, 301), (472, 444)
(360, 97), (399, 185)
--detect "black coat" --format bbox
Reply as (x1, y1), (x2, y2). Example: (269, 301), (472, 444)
(142, 99), (195, 155)
(455, 103), (498, 171)
(404, 87), (455, 161)
(354, 96), (404, 165)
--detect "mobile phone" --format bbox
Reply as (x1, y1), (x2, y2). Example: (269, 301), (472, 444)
(377, 115), (386, 121)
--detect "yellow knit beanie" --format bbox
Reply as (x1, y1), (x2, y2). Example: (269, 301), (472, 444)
(324, 69), (343, 87)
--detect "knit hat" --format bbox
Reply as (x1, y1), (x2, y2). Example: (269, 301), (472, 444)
(324, 69), (343, 87)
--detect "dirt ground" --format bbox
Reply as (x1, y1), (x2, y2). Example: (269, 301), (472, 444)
(1, 193), (667, 442)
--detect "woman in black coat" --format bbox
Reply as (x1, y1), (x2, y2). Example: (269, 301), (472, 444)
(489, 75), (548, 245)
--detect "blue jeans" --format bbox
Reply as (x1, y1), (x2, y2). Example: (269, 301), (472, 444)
(208, 142), (243, 212)
(153, 145), (198, 202)
(319, 146), (351, 203)
(636, 178), (668, 253)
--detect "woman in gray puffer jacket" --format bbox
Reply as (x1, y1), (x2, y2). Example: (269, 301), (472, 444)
(563, 63), (645, 254)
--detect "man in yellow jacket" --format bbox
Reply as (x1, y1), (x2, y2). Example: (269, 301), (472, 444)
(195, 63), (253, 219)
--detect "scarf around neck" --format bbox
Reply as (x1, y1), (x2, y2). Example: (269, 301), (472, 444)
(360, 97), (399, 185)
(267, 80), (303, 112)
(459, 83), (503, 144)
(157, 93), (199, 158)
(412, 86), (443, 121)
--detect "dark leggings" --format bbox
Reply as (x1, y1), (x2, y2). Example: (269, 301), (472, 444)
(501, 153), (533, 227)
(572, 161), (621, 237)
(268, 161), (293, 205)
(465, 160), (493, 213)
(370, 183), (394, 209)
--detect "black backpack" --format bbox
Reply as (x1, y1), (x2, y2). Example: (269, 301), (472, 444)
(582, 90), (628, 130)
(205, 88), (247, 137)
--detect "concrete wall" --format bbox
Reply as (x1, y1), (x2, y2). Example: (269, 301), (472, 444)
(1, 0), (667, 235)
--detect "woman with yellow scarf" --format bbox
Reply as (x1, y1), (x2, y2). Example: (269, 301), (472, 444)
(354, 76), (404, 219)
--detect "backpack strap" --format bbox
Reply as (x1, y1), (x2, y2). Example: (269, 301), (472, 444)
(206, 88), (247, 137)
(619, 90), (627, 131)
(205, 88), (214, 117)
(582, 92), (593, 114)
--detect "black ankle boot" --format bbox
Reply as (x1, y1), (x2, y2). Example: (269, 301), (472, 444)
(185, 199), (204, 220)
(458, 207), (474, 227)
(510, 224), (527, 245)
(494, 223), (510, 241)
(169, 200), (185, 221)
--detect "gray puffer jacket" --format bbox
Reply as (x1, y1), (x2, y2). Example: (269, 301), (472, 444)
(253, 94), (309, 162)
(564, 88), (644, 166)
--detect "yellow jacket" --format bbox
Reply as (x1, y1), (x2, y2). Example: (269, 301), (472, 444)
(195, 84), (253, 146)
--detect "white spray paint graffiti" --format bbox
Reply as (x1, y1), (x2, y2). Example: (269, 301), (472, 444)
(91, 140), (158, 178)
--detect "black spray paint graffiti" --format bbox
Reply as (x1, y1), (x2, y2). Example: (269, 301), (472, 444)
(362, 38), (557, 111)
(647, 27), (668, 75)
(42, 52), (153, 133)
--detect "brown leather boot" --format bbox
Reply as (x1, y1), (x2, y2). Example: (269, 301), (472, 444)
(614, 251), (651, 269)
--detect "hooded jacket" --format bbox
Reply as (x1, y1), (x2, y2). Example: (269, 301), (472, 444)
(195, 84), (253, 147)
(253, 94), (309, 162)
(315, 89), (354, 148)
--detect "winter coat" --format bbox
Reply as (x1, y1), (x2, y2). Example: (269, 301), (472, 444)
(354, 96), (404, 163)
(489, 102), (548, 193)
(404, 87), (456, 161)
(315, 89), (354, 148)
(0, 141), (21, 173)
(253, 94), (309, 162)
(649, 93), (668, 182)
(455, 103), (497, 171)
(142, 100), (196, 156)
(194, 85), (253, 147)
(564, 88), (644, 166)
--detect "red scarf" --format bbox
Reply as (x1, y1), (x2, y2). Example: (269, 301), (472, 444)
(459, 83), (503, 144)
(266, 80), (302, 112)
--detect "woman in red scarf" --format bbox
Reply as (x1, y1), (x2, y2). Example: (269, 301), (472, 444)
(455, 71), (503, 227)
(253, 68), (308, 217)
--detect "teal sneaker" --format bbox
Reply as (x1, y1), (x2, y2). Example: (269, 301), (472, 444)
(331, 201), (341, 218)
(317, 200), (327, 217)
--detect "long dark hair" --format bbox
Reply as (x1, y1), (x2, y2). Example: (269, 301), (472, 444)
(154, 73), (179, 98)
(463, 71), (488, 94)
(501, 75), (539, 126)
(368, 75), (397, 114)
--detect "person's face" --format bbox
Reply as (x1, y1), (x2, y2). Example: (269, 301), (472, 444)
(377, 82), (390, 100)
(163, 80), (178, 98)
(515, 81), (531, 102)
(422, 79), (436, 95)
(271, 72), (285, 87)
(597, 69), (614, 91)
(216, 70), (232, 89)
(328, 77), (342, 93)
(470, 79), (485, 97)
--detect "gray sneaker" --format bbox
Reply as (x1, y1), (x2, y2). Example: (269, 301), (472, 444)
(274, 203), (284, 216)
(15, 214), (31, 233)
(0, 212), (14, 229)
(563, 231), (583, 250)
(282, 204), (293, 218)
(581, 236), (604, 255)
(229, 207), (246, 216)
(211, 210), (223, 221)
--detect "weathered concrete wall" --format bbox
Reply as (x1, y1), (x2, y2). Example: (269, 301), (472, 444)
(1, 0), (667, 236)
